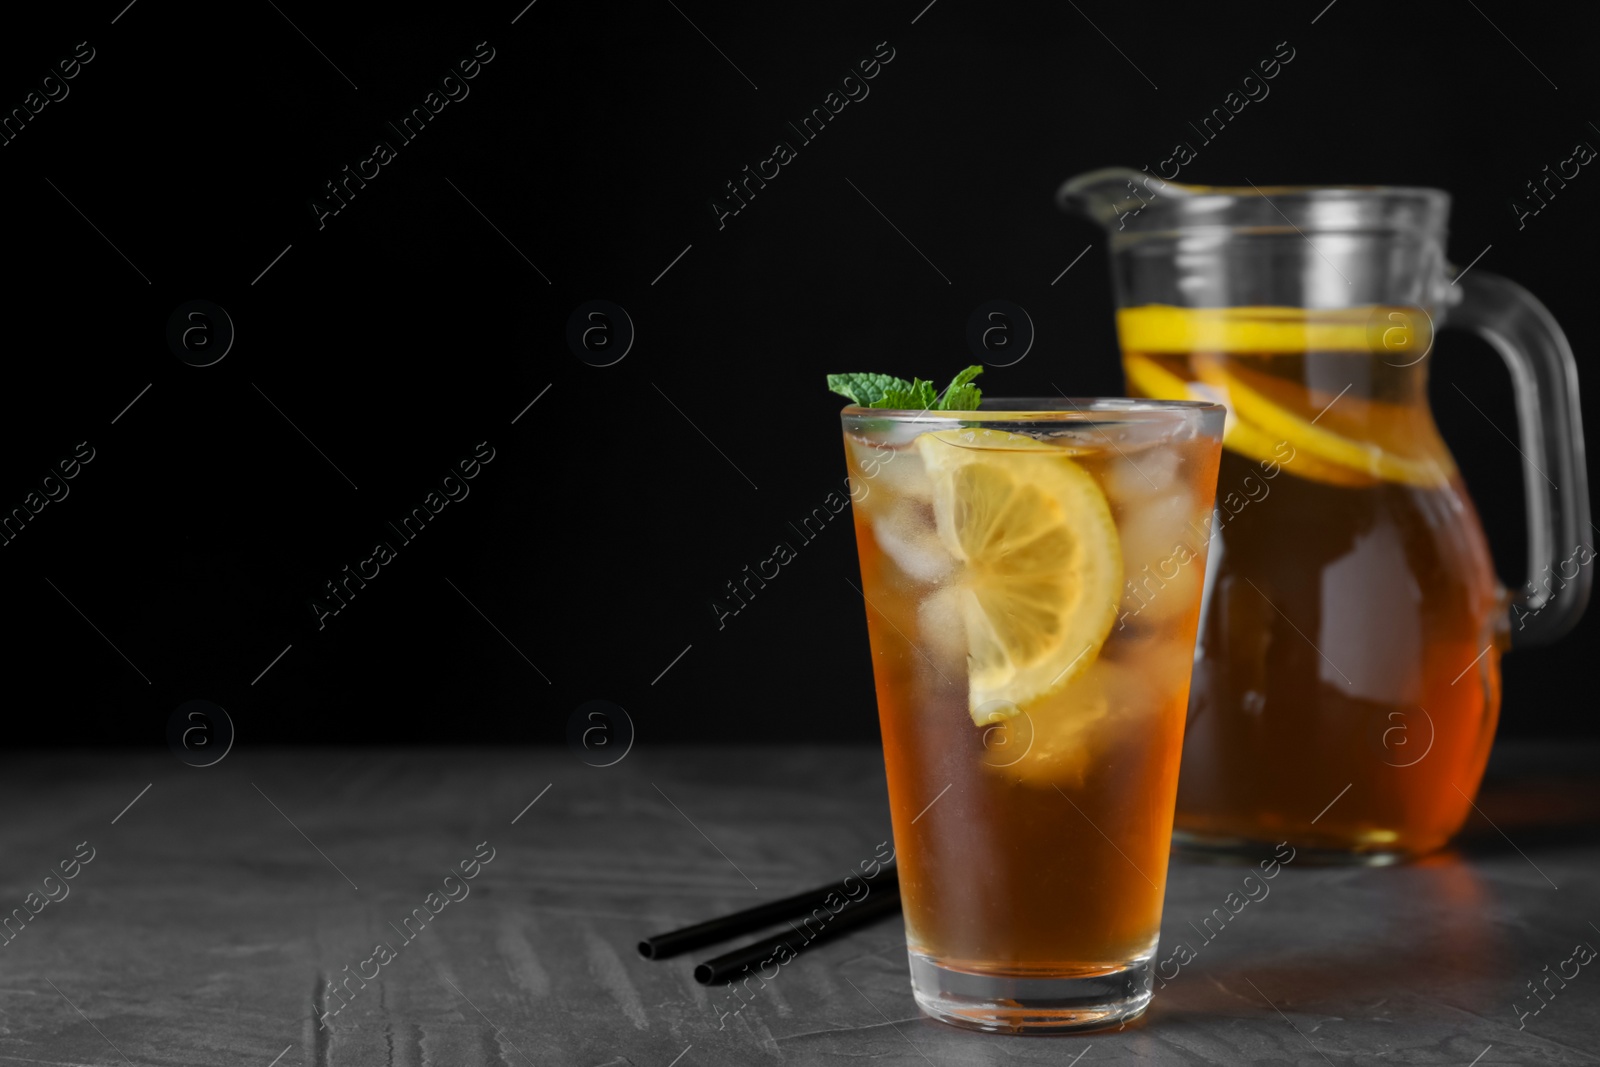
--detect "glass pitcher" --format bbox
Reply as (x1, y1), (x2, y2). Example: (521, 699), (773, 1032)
(1059, 168), (1591, 862)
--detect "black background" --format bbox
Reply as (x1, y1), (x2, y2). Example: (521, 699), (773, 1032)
(2, 0), (1595, 746)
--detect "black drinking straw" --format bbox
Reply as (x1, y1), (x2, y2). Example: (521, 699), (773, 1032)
(638, 866), (898, 960)
(693, 889), (904, 984)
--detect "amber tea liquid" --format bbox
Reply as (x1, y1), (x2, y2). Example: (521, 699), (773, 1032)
(1120, 306), (1507, 858)
(843, 403), (1224, 1030)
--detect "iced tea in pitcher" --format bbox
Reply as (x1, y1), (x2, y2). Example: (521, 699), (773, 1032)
(1061, 172), (1590, 861)
(1120, 305), (1504, 857)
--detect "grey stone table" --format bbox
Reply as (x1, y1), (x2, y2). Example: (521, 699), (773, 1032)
(3, 743), (1596, 1066)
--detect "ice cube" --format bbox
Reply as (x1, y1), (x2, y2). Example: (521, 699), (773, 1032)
(999, 661), (1111, 789)
(1117, 490), (1206, 625)
(844, 435), (932, 514)
(874, 500), (955, 584)
(1118, 634), (1195, 707)
(1119, 490), (1197, 575)
(918, 585), (968, 664)
(1104, 447), (1181, 503)
(1121, 558), (1202, 627)
(872, 418), (944, 448)
(867, 445), (932, 504)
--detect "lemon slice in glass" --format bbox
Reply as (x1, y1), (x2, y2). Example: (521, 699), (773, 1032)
(915, 429), (1122, 725)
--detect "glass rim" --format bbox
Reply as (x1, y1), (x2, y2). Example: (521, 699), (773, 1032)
(1059, 170), (1452, 243)
(1170, 182), (1449, 202)
(840, 397), (1224, 421)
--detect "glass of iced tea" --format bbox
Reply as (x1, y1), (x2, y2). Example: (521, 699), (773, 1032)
(1060, 170), (1591, 862)
(842, 399), (1223, 1032)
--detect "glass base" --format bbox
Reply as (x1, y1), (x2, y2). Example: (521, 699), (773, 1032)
(908, 950), (1152, 1034)
(1172, 828), (1408, 866)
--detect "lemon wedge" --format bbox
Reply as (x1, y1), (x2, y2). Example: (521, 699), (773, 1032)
(1117, 305), (1453, 489)
(915, 429), (1122, 725)
(1192, 357), (1453, 488)
(1123, 354), (1377, 488)
(1116, 304), (1431, 355)
(1120, 348), (1197, 399)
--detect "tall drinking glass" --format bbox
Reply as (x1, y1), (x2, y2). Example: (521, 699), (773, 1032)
(842, 399), (1224, 1032)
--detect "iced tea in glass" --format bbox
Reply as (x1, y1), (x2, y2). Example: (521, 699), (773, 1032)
(842, 399), (1223, 1031)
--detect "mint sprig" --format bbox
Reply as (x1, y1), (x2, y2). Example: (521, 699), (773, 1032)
(826, 365), (984, 411)
(823, 372), (911, 408)
(939, 365), (983, 411)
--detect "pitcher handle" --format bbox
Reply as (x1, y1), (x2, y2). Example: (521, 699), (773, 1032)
(1446, 270), (1592, 647)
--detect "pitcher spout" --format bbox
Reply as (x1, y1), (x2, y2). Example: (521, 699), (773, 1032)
(1057, 167), (1187, 230)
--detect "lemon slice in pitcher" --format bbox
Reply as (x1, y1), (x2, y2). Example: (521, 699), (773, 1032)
(916, 429), (1122, 725)
(1123, 354), (1376, 488)
(1118, 305), (1452, 489)
(1191, 357), (1454, 489)
(1116, 304), (1389, 354)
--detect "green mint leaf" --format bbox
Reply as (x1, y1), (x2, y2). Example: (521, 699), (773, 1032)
(829, 366), (984, 411)
(871, 377), (938, 410)
(940, 384), (981, 410)
(826, 372), (912, 407)
(935, 365), (984, 410)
